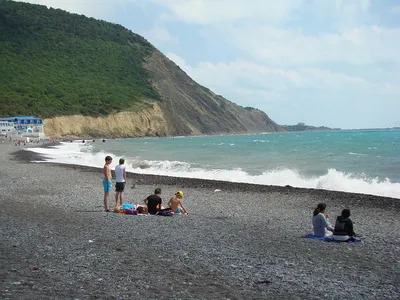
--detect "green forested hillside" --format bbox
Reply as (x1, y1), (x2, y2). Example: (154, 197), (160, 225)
(0, 0), (160, 118)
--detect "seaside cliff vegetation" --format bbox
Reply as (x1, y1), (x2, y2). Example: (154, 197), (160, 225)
(0, 0), (283, 137)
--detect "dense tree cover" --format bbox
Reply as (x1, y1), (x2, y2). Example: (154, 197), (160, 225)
(0, 0), (160, 118)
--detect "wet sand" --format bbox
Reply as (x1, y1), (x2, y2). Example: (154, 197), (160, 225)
(1, 143), (399, 299)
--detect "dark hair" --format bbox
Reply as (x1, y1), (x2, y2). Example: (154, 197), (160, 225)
(155, 188), (161, 194)
(119, 158), (125, 164)
(341, 209), (351, 218)
(137, 206), (147, 214)
(313, 203), (327, 216)
(105, 155), (112, 162)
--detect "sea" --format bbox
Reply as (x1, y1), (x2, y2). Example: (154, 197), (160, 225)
(29, 129), (400, 199)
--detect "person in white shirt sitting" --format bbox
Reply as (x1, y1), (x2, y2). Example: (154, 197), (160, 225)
(312, 203), (334, 237)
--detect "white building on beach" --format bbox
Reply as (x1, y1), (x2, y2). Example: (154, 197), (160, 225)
(0, 116), (46, 139)
(0, 121), (15, 136)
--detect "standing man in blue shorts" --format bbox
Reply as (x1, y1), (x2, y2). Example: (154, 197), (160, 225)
(115, 158), (127, 206)
(103, 155), (113, 212)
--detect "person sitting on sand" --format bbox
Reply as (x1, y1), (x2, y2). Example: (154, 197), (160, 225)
(312, 203), (334, 237)
(144, 188), (163, 215)
(332, 209), (356, 242)
(168, 191), (188, 214)
(103, 155), (113, 212)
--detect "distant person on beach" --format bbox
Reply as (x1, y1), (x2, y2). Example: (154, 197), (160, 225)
(312, 203), (334, 237)
(115, 158), (127, 206)
(168, 191), (188, 214)
(144, 188), (162, 215)
(103, 156), (113, 212)
(332, 209), (356, 241)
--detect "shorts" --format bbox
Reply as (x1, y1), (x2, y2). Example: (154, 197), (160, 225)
(103, 178), (112, 193)
(115, 182), (125, 192)
(174, 208), (181, 214)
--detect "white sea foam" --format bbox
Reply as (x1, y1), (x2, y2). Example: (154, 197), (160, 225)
(253, 140), (269, 143)
(28, 142), (400, 199)
(349, 152), (367, 156)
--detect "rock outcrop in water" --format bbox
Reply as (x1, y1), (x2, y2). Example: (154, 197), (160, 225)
(1, 1), (283, 137)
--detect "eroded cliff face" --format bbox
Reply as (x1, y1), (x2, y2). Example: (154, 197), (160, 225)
(44, 103), (169, 138)
(44, 50), (284, 138)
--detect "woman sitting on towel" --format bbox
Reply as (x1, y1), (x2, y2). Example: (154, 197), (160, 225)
(312, 203), (334, 237)
(332, 209), (355, 241)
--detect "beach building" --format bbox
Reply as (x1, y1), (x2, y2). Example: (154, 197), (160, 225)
(0, 121), (15, 136)
(0, 116), (45, 139)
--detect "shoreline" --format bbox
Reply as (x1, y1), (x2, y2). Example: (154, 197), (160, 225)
(13, 147), (400, 207)
(1, 143), (400, 299)
(10, 134), (400, 200)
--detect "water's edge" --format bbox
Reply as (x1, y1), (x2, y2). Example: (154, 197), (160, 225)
(12, 149), (400, 209)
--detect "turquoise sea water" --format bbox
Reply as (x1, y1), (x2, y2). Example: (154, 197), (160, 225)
(30, 129), (400, 198)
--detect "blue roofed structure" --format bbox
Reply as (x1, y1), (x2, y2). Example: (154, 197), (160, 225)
(0, 116), (45, 137)
(0, 116), (43, 125)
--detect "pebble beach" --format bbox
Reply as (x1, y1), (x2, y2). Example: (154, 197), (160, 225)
(1, 143), (399, 299)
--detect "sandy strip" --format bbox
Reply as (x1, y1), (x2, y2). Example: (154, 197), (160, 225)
(1, 143), (399, 299)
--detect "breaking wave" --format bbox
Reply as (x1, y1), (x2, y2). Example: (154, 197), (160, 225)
(27, 142), (400, 199)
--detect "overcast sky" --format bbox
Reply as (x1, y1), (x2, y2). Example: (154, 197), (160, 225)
(16, 0), (400, 129)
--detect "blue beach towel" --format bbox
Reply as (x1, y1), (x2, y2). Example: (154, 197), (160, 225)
(304, 234), (361, 243)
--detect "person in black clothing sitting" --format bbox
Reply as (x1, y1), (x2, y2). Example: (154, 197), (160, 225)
(332, 209), (356, 241)
(144, 188), (162, 215)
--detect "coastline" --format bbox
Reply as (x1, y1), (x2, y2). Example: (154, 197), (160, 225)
(1, 143), (399, 299)
(14, 146), (400, 206)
